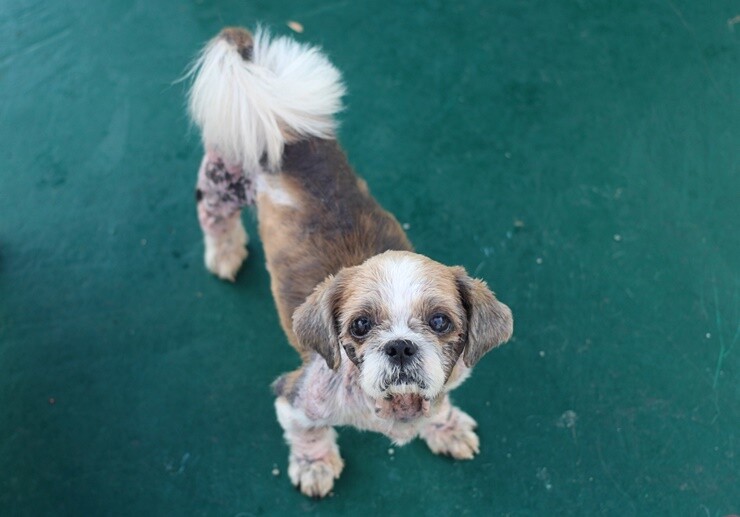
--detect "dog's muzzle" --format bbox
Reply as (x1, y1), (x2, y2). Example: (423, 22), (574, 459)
(374, 342), (433, 420)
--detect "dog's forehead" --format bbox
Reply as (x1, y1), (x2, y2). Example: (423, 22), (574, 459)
(351, 251), (457, 306)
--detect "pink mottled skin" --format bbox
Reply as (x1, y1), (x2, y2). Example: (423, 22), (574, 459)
(196, 149), (256, 236)
(275, 350), (480, 497)
(282, 349), (472, 446)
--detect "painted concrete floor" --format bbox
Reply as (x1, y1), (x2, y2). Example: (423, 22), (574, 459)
(1, 0), (738, 515)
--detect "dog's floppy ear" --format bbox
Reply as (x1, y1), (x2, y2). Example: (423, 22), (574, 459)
(453, 267), (513, 367)
(292, 271), (347, 370)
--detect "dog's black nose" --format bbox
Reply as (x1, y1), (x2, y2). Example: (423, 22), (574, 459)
(384, 340), (417, 364)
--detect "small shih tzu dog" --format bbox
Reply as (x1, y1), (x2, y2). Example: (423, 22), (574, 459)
(187, 27), (513, 498)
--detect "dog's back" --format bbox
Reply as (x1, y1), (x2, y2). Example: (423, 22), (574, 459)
(258, 137), (411, 347)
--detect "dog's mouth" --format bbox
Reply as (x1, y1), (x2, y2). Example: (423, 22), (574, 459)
(393, 371), (420, 385)
(379, 369), (428, 391)
(374, 370), (434, 420)
(374, 393), (431, 421)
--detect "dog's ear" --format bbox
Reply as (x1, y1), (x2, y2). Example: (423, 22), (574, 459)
(453, 267), (513, 367)
(292, 271), (347, 370)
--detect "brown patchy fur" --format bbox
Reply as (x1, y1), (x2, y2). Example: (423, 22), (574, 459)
(257, 138), (411, 357)
(262, 139), (513, 404)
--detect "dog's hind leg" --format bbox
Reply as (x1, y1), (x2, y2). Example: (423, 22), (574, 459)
(195, 150), (255, 281)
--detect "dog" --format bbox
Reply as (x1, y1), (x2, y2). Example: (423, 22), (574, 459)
(187, 27), (513, 498)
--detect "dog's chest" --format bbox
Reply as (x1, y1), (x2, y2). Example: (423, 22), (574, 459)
(299, 359), (427, 444)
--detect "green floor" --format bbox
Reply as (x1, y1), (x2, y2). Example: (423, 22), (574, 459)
(1, 0), (739, 515)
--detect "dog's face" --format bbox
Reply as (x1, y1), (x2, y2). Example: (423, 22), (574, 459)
(293, 250), (513, 420)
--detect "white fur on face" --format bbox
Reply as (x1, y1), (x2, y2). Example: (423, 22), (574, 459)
(353, 253), (451, 401)
(358, 345), (446, 401)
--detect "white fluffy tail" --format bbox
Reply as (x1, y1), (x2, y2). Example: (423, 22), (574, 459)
(187, 27), (345, 171)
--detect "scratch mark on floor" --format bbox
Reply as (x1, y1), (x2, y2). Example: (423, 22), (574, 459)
(596, 435), (636, 512)
(474, 260), (485, 276)
(176, 452), (191, 474)
(536, 467), (553, 491)
(711, 284), (738, 390)
(166, 452), (191, 475)
(15, 27), (72, 61)
(710, 282), (739, 424)
(663, 0), (728, 101)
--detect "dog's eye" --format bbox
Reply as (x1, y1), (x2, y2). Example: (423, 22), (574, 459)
(350, 316), (373, 338)
(429, 313), (452, 333)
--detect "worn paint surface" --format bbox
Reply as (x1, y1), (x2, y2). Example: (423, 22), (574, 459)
(0, 0), (738, 514)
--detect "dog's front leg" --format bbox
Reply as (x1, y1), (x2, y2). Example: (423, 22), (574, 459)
(195, 151), (253, 281)
(275, 397), (344, 498)
(419, 395), (480, 460)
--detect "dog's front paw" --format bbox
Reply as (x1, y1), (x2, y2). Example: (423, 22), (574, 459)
(288, 450), (344, 498)
(204, 224), (248, 281)
(421, 407), (480, 460)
